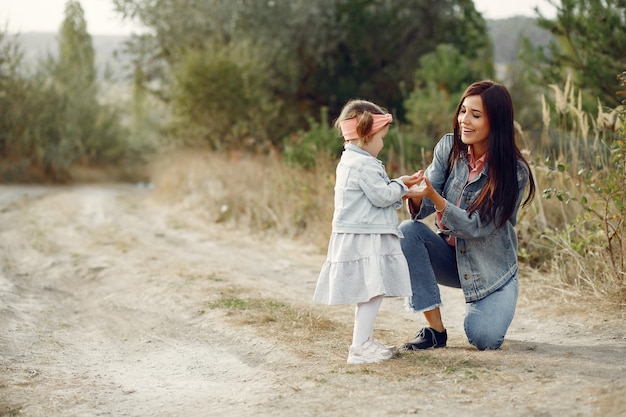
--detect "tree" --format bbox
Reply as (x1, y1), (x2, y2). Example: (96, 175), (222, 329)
(0, 2), (129, 181)
(529, 0), (626, 108)
(284, 0), (492, 122)
(0, 31), (25, 160)
(113, 0), (493, 149)
(57, 0), (96, 91)
(40, 0), (125, 175)
(401, 0), (495, 147)
(403, 44), (478, 146)
(50, 0), (98, 164)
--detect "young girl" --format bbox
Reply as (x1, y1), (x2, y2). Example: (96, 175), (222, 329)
(313, 99), (420, 364)
(400, 80), (536, 351)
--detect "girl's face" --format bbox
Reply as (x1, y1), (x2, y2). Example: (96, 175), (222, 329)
(362, 124), (389, 157)
(458, 95), (490, 157)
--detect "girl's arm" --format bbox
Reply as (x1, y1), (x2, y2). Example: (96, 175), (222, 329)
(359, 165), (412, 208)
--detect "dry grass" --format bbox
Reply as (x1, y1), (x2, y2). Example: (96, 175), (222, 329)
(0, 405), (22, 417)
(148, 147), (336, 250)
(205, 285), (346, 359)
(526, 80), (625, 308)
(146, 138), (624, 310)
(204, 284), (492, 380)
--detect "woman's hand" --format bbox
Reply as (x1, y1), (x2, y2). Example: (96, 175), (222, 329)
(405, 171), (427, 199)
(405, 176), (447, 213)
(402, 171), (425, 210)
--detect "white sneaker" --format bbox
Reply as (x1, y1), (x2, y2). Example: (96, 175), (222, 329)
(347, 337), (395, 364)
(371, 338), (398, 354)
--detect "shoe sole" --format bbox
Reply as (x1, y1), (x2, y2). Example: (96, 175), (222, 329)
(401, 343), (446, 351)
(346, 356), (389, 364)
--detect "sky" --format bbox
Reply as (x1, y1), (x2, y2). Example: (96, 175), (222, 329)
(1, 0), (557, 36)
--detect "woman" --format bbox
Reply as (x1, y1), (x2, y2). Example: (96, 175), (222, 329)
(400, 80), (535, 350)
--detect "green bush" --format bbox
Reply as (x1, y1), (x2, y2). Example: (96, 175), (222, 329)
(171, 43), (278, 151)
(282, 108), (341, 170)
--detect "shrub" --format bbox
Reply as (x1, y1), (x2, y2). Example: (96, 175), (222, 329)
(282, 108), (342, 170)
(538, 78), (625, 304)
(170, 42), (279, 152)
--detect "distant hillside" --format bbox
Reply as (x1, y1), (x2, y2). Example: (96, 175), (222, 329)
(17, 32), (130, 80)
(487, 16), (553, 65)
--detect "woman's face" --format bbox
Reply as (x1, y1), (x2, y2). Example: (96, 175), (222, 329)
(458, 94), (490, 157)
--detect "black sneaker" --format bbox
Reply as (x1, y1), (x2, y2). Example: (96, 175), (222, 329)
(402, 327), (447, 350)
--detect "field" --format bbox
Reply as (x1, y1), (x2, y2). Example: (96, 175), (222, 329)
(0, 180), (624, 417)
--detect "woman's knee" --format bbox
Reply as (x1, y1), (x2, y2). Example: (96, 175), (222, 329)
(399, 220), (431, 243)
(464, 308), (511, 350)
(464, 278), (517, 350)
(398, 219), (415, 236)
(400, 218), (429, 231)
(399, 221), (428, 256)
(465, 326), (504, 350)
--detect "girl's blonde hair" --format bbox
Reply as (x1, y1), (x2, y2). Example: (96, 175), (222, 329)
(335, 99), (388, 145)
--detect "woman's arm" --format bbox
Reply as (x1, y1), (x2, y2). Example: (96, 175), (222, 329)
(441, 173), (529, 239)
(408, 176), (446, 212)
(408, 134), (453, 219)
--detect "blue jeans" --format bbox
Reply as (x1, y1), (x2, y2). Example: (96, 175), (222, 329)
(399, 220), (518, 350)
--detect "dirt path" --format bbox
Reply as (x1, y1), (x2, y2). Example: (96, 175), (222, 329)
(0, 184), (624, 417)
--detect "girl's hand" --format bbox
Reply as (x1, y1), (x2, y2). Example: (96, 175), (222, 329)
(398, 171), (423, 188)
(405, 175), (431, 199)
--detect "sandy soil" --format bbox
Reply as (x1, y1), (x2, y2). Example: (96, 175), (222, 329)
(0, 184), (624, 417)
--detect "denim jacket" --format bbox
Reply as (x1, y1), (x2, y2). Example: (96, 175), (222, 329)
(332, 144), (408, 237)
(411, 134), (530, 302)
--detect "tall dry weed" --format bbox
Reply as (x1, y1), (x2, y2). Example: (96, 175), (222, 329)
(532, 79), (625, 307)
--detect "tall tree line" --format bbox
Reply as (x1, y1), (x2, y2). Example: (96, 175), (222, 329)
(113, 0), (493, 150)
(526, 0), (626, 108)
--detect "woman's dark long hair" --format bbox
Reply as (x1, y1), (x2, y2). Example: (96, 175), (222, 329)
(450, 80), (536, 227)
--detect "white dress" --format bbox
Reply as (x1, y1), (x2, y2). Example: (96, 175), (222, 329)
(313, 232), (411, 305)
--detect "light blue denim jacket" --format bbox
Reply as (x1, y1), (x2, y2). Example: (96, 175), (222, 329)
(332, 144), (408, 237)
(411, 134), (530, 302)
